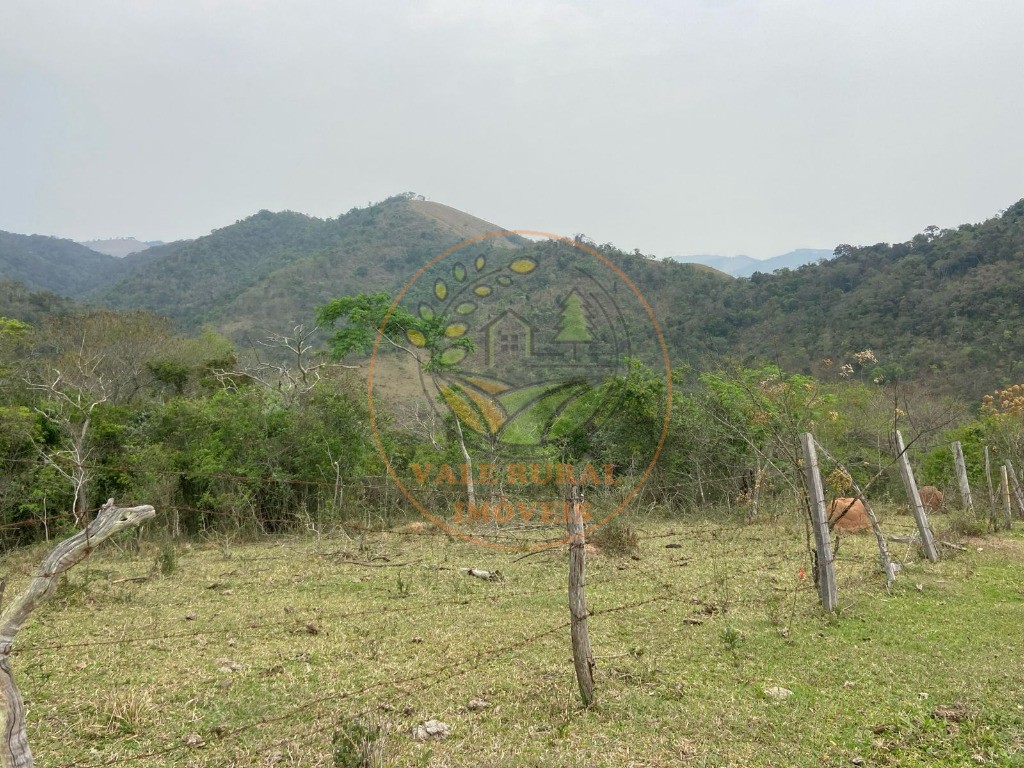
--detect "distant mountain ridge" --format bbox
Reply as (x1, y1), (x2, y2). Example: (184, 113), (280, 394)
(679, 248), (833, 277)
(79, 237), (164, 258)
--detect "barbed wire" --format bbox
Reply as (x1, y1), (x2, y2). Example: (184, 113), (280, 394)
(74, 552), (837, 767)
(57, 582), (683, 768)
(0, 449), (977, 764)
(3, 494), (955, 766)
(15, 534), (763, 658)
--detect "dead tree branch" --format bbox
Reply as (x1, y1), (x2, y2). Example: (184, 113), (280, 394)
(0, 499), (156, 767)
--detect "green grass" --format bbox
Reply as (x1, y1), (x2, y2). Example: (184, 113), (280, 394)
(499, 382), (589, 445)
(5, 508), (1024, 767)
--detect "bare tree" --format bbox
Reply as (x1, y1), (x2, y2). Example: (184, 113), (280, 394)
(25, 311), (178, 525)
(212, 325), (354, 406)
(30, 367), (108, 525)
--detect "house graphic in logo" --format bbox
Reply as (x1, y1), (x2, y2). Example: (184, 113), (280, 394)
(482, 310), (534, 367)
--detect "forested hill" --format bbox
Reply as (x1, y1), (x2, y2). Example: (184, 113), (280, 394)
(0, 231), (126, 296)
(89, 197), (525, 337)
(708, 199), (1024, 397)
(0, 280), (79, 327)
(479, 198), (1024, 400)
(2, 195), (1023, 399)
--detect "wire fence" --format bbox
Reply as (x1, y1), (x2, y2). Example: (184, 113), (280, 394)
(4, 509), (820, 765)
(0, 451), (925, 547)
(0, 434), (997, 766)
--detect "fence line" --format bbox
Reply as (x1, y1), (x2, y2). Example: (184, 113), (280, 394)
(1, 442), (975, 764)
(57, 585), (682, 768)
(4, 493), (957, 765)
(14, 540), (764, 659)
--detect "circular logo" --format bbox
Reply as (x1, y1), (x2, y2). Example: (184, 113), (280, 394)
(368, 231), (671, 550)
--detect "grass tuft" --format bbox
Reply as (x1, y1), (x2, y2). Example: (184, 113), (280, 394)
(332, 718), (384, 768)
(154, 539), (177, 576)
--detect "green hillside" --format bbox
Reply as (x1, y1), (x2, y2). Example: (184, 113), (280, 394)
(441, 199), (1024, 400)
(5, 195), (1024, 400)
(0, 280), (80, 326)
(718, 199), (1024, 398)
(0, 231), (125, 296)
(89, 196), (525, 340)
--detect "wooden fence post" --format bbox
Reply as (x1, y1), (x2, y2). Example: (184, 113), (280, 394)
(1006, 460), (1024, 518)
(813, 438), (898, 586)
(894, 431), (939, 563)
(1001, 465), (1012, 530)
(951, 441), (974, 513)
(985, 446), (997, 530)
(0, 499), (156, 768)
(749, 457), (763, 522)
(799, 434), (837, 611)
(566, 483), (594, 706)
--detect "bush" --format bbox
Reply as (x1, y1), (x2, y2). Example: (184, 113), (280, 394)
(590, 520), (640, 557)
(939, 510), (989, 539)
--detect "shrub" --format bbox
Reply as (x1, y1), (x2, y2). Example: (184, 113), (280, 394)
(939, 510), (988, 539)
(590, 520), (640, 557)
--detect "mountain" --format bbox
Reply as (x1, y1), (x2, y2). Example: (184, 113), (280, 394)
(679, 253), (759, 276)
(79, 237), (163, 258)
(0, 231), (128, 296)
(90, 196), (526, 340)
(680, 248), (833, 277)
(686, 202), (1024, 398)
(6, 194), (1024, 401)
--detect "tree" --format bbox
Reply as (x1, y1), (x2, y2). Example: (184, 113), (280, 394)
(317, 292), (471, 373)
(26, 311), (179, 524)
(317, 292), (477, 505)
(699, 364), (838, 509)
(211, 324), (349, 407)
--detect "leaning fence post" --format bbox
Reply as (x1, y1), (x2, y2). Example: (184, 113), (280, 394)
(0, 499), (156, 768)
(894, 431), (939, 563)
(799, 433), (837, 611)
(566, 483), (594, 706)
(1001, 465), (1012, 530)
(1006, 460), (1024, 519)
(813, 438), (897, 586)
(951, 441), (974, 513)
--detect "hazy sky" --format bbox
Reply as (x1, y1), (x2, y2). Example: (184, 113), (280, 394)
(2, 1), (1023, 259)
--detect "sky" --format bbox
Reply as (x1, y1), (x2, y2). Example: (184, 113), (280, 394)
(2, 1), (1023, 260)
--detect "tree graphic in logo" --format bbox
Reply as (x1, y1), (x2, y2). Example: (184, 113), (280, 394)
(554, 289), (593, 360)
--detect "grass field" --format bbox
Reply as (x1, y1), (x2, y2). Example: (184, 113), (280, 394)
(5, 506), (1024, 767)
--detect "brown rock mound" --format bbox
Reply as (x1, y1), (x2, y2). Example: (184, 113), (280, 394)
(828, 498), (871, 533)
(918, 485), (943, 511)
